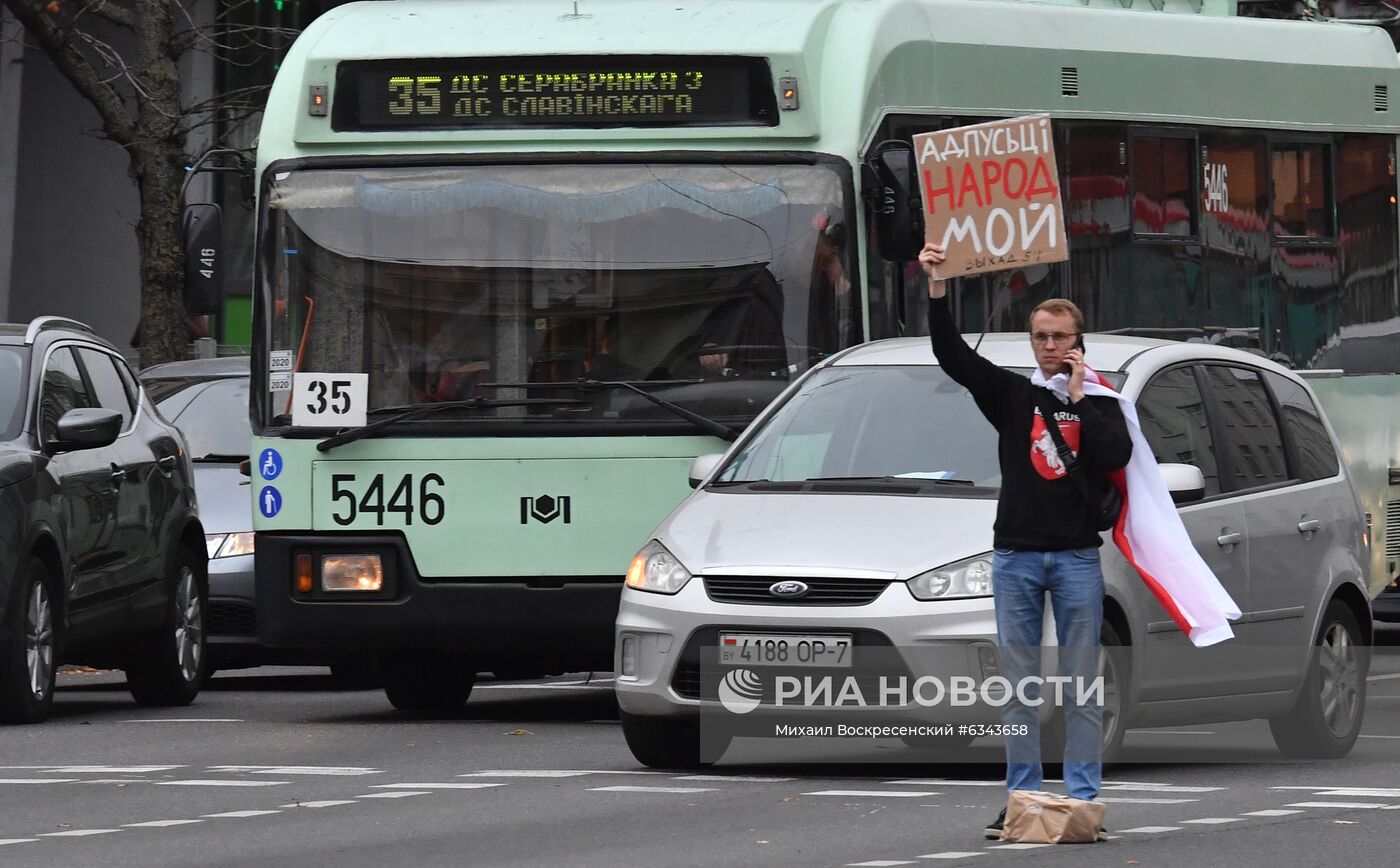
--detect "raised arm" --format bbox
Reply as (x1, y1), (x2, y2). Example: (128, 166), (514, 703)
(920, 244), (1021, 406)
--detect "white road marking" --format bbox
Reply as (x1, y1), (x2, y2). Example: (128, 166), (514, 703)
(280, 800), (357, 809)
(1243, 810), (1304, 817)
(1100, 784), (1224, 793)
(202, 810), (281, 818)
(803, 790), (941, 798)
(1118, 826), (1183, 833)
(1357, 734), (1400, 740)
(83, 779), (158, 784)
(0, 779), (79, 784)
(884, 780), (1001, 787)
(915, 853), (985, 860)
(1312, 788), (1400, 798)
(987, 843), (1051, 850)
(846, 861), (916, 866)
(43, 766), (182, 774)
(1130, 730), (1217, 735)
(587, 785), (718, 794)
(357, 792), (430, 799)
(1097, 797), (1200, 805)
(1285, 802), (1391, 809)
(1365, 672), (1400, 682)
(1180, 817), (1243, 824)
(209, 766), (382, 776)
(157, 780), (290, 787)
(370, 783), (505, 790)
(123, 820), (204, 828)
(39, 829), (122, 837)
(674, 775), (796, 783)
(459, 770), (592, 778)
(0, 840), (38, 846)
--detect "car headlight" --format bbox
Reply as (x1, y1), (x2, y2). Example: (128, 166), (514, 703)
(214, 532), (255, 559)
(907, 554), (994, 600)
(625, 540), (692, 595)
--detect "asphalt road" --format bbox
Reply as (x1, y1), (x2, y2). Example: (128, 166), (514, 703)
(2, 636), (1397, 867)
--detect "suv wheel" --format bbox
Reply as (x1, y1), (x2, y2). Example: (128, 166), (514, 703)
(620, 711), (728, 769)
(382, 651), (475, 714)
(1269, 600), (1367, 759)
(126, 546), (208, 706)
(0, 558), (58, 724)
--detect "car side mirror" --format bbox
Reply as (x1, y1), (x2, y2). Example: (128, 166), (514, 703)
(50, 408), (123, 453)
(1158, 462), (1206, 504)
(688, 453), (725, 489)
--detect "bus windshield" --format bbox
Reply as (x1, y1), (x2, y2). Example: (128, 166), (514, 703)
(259, 162), (856, 432)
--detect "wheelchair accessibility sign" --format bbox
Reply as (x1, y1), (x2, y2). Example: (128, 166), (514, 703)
(259, 486), (283, 518)
(259, 448), (283, 481)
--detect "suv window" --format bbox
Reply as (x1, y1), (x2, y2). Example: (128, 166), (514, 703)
(78, 348), (134, 430)
(39, 347), (96, 443)
(0, 347), (25, 440)
(1136, 365), (1221, 497)
(1201, 364), (1289, 491)
(1264, 371), (1339, 482)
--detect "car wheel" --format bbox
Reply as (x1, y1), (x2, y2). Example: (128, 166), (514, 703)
(1269, 600), (1367, 759)
(125, 546), (208, 706)
(620, 711), (728, 769)
(382, 651), (475, 714)
(0, 558), (59, 724)
(1041, 620), (1128, 765)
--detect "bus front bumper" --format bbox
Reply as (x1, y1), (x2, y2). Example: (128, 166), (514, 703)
(254, 533), (621, 672)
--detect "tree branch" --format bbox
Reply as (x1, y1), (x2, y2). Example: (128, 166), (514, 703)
(77, 0), (136, 29)
(0, 0), (135, 144)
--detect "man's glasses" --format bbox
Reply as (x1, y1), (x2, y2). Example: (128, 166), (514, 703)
(1030, 331), (1080, 346)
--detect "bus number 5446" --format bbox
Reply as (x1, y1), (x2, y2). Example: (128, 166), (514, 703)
(330, 473), (445, 526)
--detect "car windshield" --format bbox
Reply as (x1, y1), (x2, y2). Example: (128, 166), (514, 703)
(258, 162), (856, 432)
(149, 377), (252, 459)
(716, 365), (1015, 486)
(0, 347), (24, 440)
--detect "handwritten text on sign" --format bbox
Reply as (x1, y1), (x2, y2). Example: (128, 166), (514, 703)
(913, 115), (1068, 277)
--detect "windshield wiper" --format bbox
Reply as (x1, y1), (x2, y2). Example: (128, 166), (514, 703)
(483, 379), (741, 442)
(803, 476), (976, 486)
(315, 397), (588, 453)
(192, 453), (249, 464)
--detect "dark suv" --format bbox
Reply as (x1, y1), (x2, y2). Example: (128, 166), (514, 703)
(0, 317), (207, 723)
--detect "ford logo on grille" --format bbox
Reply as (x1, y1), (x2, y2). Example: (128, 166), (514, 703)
(768, 580), (810, 599)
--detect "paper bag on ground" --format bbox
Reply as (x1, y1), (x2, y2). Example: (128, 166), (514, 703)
(1000, 790), (1105, 844)
(912, 114), (1068, 277)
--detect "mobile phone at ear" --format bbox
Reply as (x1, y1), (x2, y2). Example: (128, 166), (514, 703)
(1073, 334), (1086, 353)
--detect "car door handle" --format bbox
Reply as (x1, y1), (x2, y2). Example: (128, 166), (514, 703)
(109, 467), (126, 485)
(158, 454), (177, 468)
(1297, 519), (1321, 534)
(1216, 531), (1242, 547)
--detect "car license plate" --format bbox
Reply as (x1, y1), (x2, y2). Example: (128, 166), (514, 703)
(718, 633), (853, 668)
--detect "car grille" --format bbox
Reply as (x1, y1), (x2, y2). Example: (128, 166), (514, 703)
(669, 627), (904, 701)
(208, 600), (256, 636)
(702, 576), (893, 606)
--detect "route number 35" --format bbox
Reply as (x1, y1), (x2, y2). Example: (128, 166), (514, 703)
(292, 373), (368, 427)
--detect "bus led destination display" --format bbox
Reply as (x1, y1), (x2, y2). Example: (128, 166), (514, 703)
(333, 56), (778, 129)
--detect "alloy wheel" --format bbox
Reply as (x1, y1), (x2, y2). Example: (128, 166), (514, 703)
(1317, 621), (1360, 739)
(26, 580), (54, 702)
(174, 566), (203, 683)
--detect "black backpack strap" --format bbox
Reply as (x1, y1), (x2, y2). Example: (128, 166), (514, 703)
(1034, 387), (1092, 505)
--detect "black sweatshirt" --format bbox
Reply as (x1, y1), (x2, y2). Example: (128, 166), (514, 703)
(928, 296), (1132, 551)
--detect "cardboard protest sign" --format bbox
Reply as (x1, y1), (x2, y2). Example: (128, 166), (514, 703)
(913, 114), (1068, 277)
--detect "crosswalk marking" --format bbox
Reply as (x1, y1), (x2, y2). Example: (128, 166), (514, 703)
(1100, 784), (1224, 793)
(210, 766), (382, 776)
(202, 810), (282, 818)
(157, 780), (290, 787)
(1312, 788), (1400, 798)
(1243, 810), (1304, 817)
(39, 829), (122, 837)
(370, 783), (505, 790)
(0, 779), (78, 784)
(280, 800), (358, 808)
(1119, 826), (1183, 833)
(915, 852), (985, 860)
(124, 820), (204, 828)
(1181, 818), (1243, 824)
(41, 766), (181, 774)
(587, 785), (718, 794)
(1097, 797), (1199, 805)
(357, 791), (430, 799)
(0, 840), (38, 846)
(987, 843), (1051, 850)
(847, 861), (916, 866)
(674, 775), (795, 783)
(1285, 802), (1392, 809)
(803, 790), (941, 798)
(459, 770), (592, 778)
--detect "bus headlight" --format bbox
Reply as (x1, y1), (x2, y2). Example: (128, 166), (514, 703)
(625, 541), (692, 594)
(321, 555), (384, 592)
(214, 532), (255, 559)
(907, 554), (994, 600)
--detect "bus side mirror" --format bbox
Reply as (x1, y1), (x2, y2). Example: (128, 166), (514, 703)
(181, 203), (223, 315)
(863, 140), (925, 263)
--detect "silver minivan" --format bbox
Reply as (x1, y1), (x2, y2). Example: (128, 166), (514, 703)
(614, 334), (1372, 768)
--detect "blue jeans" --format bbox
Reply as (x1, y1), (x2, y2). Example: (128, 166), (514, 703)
(991, 547), (1104, 801)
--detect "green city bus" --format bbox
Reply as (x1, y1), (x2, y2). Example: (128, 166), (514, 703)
(250, 0), (1400, 711)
